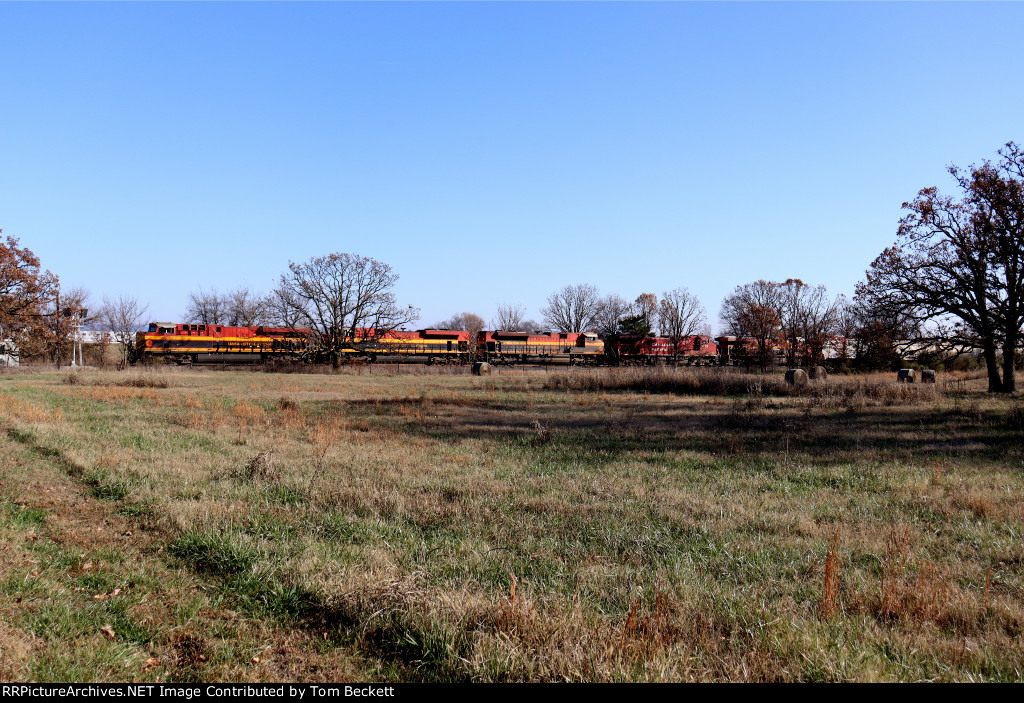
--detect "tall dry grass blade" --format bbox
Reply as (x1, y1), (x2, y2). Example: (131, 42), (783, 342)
(819, 528), (841, 621)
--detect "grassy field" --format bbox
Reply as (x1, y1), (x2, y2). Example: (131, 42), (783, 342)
(0, 365), (1021, 682)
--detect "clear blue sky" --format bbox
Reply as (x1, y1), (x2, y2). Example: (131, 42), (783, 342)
(2, 2), (1022, 332)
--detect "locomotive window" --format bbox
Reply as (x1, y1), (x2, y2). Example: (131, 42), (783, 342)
(199, 325), (206, 332)
(216, 327), (222, 333)
(191, 324), (198, 331)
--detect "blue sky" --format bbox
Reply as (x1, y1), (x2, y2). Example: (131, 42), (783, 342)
(2, 2), (1022, 331)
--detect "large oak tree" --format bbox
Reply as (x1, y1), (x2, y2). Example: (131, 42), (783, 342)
(278, 253), (419, 367)
(858, 143), (1024, 392)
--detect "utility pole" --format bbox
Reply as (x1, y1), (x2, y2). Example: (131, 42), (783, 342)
(71, 307), (86, 366)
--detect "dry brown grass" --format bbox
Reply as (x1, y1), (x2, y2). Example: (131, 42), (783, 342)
(876, 547), (955, 626)
(73, 386), (163, 404)
(0, 366), (1020, 682)
(0, 391), (64, 425)
(543, 367), (946, 407)
(108, 372), (172, 388)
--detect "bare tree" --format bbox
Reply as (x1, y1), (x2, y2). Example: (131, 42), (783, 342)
(100, 294), (150, 367)
(541, 283), (601, 333)
(777, 279), (807, 367)
(266, 282), (308, 329)
(799, 284), (842, 366)
(493, 302), (527, 331)
(776, 279), (841, 366)
(593, 294), (630, 336)
(225, 287), (269, 327)
(720, 280), (784, 368)
(831, 295), (858, 366)
(185, 288), (225, 325)
(279, 252), (419, 367)
(659, 288), (707, 365)
(436, 312), (486, 360)
(436, 312), (485, 331)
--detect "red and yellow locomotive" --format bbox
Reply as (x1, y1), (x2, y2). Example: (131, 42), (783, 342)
(136, 322), (310, 364)
(135, 322), (719, 366)
(358, 328), (470, 360)
(604, 334), (718, 365)
(135, 323), (470, 364)
(481, 330), (604, 364)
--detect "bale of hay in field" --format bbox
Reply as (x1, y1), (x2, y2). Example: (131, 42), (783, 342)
(921, 369), (936, 384)
(897, 368), (917, 383)
(785, 368), (808, 386)
(472, 362), (493, 376)
(809, 366), (828, 381)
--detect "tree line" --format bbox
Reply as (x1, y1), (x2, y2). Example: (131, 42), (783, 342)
(1, 143), (1021, 388)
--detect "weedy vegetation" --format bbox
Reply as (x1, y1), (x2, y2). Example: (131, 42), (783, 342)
(0, 365), (1021, 681)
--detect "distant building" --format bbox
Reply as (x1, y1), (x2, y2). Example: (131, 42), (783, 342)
(0, 338), (19, 367)
(75, 330), (117, 345)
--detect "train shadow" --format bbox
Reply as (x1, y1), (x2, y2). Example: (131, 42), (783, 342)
(317, 393), (1023, 469)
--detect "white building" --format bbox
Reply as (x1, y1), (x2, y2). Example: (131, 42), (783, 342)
(0, 338), (19, 367)
(75, 330), (117, 345)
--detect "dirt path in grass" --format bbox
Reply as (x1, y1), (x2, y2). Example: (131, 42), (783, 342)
(0, 428), (371, 683)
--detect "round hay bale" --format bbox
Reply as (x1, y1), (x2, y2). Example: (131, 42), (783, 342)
(471, 362), (492, 376)
(785, 368), (808, 387)
(809, 365), (828, 381)
(897, 368), (917, 383)
(921, 369), (937, 384)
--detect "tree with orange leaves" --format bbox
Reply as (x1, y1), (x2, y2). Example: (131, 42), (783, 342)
(0, 231), (59, 356)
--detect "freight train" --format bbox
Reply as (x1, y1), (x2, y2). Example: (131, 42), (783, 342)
(134, 322), (719, 366)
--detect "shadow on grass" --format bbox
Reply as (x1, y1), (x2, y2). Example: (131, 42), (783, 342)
(167, 529), (473, 681)
(312, 394), (1024, 469)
